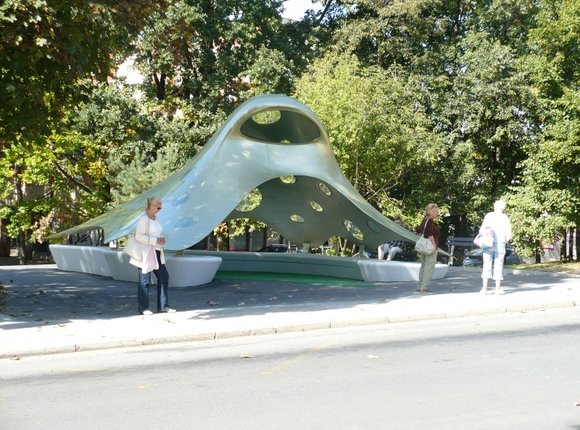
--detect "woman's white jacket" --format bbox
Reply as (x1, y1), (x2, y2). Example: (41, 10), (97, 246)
(128, 214), (166, 268)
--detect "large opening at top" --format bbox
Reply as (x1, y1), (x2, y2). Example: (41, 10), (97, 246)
(240, 109), (321, 143)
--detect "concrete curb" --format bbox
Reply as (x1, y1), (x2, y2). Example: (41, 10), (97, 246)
(2, 299), (576, 359)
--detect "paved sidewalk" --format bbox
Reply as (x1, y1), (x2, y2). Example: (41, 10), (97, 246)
(0, 264), (578, 358)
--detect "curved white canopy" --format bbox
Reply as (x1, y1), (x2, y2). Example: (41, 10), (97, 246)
(53, 94), (423, 251)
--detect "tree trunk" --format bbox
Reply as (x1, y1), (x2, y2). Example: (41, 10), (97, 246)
(0, 218), (10, 257)
(17, 231), (33, 264)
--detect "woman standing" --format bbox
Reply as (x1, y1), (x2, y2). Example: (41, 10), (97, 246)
(415, 203), (441, 293)
(479, 200), (512, 295)
(129, 197), (175, 315)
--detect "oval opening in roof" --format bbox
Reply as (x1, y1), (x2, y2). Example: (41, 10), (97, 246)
(290, 214), (305, 223)
(236, 188), (262, 212)
(280, 175), (296, 184)
(343, 219), (364, 241)
(240, 109), (320, 144)
(309, 201), (323, 212)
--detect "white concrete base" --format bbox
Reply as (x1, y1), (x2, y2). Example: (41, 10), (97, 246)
(49, 244), (112, 276)
(164, 256), (223, 287)
(50, 245), (222, 287)
(184, 250), (448, 282)
(50, 245), (448, 284)
(357, 260), (449, 282)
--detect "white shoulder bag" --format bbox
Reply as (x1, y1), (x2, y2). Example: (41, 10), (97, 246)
(124, 217), (150, 262)
(414, 218), (435, 255)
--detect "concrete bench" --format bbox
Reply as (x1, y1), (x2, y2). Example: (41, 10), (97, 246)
(357, 259), (449, 282)
(50, 245), (222, 287)
(184, 250), (448, 282)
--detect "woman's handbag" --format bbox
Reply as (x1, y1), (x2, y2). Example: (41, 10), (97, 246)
(415, 219), (435, 255)
(474, 231), (494, 249)
(124, 217), (151, 262)
(124, 233), (145, 262)
(142, 245), (159, 274)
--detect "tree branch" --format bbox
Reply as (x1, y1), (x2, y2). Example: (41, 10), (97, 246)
(316, 0), (334, 26)
(52, 162), (94, 194)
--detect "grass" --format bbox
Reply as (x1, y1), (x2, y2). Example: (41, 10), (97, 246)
(510, 261), (580, 274)
(215, 271), (372, 287)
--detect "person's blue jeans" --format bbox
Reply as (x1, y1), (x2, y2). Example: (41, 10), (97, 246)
(137, 250), (170, 313)
(482, 242), (507, 281)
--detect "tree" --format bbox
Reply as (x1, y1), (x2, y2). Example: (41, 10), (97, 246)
(304, 0), (542, 238)
(294, 51), (445, 228)
(506, 0), (579, 258)
(433, 31), (539, 232)
(0, 0), (165, 143)
(133, 0), (285, 108)
(0, 0), (167, 259)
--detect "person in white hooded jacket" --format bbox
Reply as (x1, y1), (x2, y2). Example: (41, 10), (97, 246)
(479, 200), (512, 295)
(129, 197), (176, 315)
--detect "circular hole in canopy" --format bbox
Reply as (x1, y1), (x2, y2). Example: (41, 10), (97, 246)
(236, 189), (262, 212)
(175, 217), (196, 229)
(172, 192), (190, 207)
(280, 175), (296, 184)
(343, 219), (364, 241)
(290, 214), (305, 223)
(318, 182), (332, 196)
(309, 201), (323, 212)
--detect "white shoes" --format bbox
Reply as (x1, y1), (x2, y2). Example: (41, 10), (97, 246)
(141, 308), (176, 315)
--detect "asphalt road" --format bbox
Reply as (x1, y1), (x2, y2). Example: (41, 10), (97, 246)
(1, 308), (579, 430)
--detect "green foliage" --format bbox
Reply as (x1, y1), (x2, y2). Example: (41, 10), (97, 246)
(504, 0), (580, 256)
(328, 0), (546, 239)
(66, 83), (205, 209)
(0, 0), (577, 262)
(0, 0), (162, 143)
(133, 0), (284, 108)
(239, 46), (294, 97)
(295, 51), (443, 217)
(435, 31), (539, 225)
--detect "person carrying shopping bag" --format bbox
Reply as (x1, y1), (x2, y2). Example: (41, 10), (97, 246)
(479, 200), (512, 295)
(415, 203), (441, 293)
(128, 197), (176, 315)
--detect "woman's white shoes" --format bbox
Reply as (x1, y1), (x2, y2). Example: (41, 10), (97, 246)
(480, 287), (505, 295)
(140, 308), (175, 315)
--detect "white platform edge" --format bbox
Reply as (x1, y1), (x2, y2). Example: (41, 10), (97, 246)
(183, 250), (449, 282)
(50, 245), (448, 284)
(50, 245), (222, 287)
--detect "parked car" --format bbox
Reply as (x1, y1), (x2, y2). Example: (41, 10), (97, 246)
(258, 244), (288, 253)
(463, 247), (521, 267)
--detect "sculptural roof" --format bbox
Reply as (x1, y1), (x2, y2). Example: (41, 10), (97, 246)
(53, 94), (421, 251)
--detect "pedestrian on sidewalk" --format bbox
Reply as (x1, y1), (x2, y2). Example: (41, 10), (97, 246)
(129, 197), (176, 315)
(479, 199), (512, 295)
(415, 203), (441, 293)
